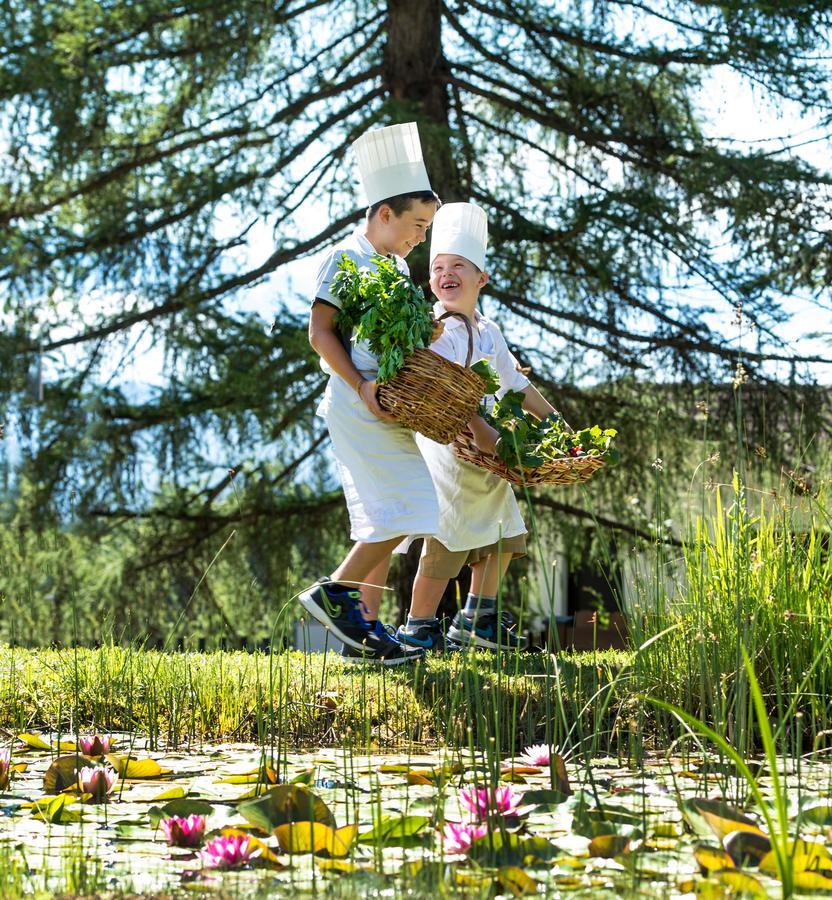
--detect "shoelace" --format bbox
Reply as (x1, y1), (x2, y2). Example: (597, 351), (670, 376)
(372, 620), (401, 643)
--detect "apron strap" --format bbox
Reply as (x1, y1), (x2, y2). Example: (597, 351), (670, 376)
(436, 310), (475, 368)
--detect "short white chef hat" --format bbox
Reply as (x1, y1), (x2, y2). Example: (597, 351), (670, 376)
(429, 202), (488, 270)
(352, 122), (433, 207)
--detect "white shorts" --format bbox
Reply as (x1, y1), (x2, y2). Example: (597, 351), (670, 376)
(318, 377), (439, 543)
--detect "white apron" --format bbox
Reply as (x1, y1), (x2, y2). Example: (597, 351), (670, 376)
(318, 373), (438, 544)
(312, 229), (439, 543)
(412, 302), (531, 552)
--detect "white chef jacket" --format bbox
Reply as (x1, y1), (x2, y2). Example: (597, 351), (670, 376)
(414, 301), (531, 552)
(312, 231), (438, 543)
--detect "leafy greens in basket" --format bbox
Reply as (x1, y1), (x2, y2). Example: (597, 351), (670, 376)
(483, 390), (620, 469)
(331, 254), (501, 392)
(331, 253), (434, 383)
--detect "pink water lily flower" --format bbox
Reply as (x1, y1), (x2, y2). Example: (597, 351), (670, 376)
(441, 821), (488, 855)
(0, 749), (10, 790)
(79, 735), (112, 756)
(460, 784), (522, 821)
(199, 834), (260, 869)
(77, 765), (118, 802)
(160, 814), (206, 848)
(520, 743), (556, 767)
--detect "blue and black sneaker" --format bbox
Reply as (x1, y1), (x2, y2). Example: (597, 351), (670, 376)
(396, 618), (459, 654)
(297, 577), (373, 651)
(340, 620), (425, 666)
(446, 609), (528, 651)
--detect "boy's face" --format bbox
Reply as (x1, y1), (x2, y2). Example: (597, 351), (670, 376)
(377, 200), (437, 257)
(429, 253), (488, 311)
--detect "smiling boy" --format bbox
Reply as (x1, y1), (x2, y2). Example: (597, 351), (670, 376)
(299, 123), (441, 665)
(396, 202), (567, 652)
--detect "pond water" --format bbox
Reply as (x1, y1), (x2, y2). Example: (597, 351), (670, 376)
(2, 733), (832, 897)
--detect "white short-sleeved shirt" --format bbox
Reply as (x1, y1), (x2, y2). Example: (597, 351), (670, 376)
(412, 301), (531, 552)
(313, 228), (408, 380)
(428, 301), (530, 404)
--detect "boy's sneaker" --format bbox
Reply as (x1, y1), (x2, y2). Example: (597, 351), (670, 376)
(297, 577), (373, 651)
(340, 621), (425, 666)
(447, 610), (528, 651)
(396, 618), (460, 654)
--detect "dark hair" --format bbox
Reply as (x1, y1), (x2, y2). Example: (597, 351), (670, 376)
(367, 190), (441, 219)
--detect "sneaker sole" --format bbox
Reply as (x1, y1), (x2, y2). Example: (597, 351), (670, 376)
(398, 638), (461, 654)
(341, 651), (423, 667)
(447, 625), (527, 651)
(297, 588), (371, 652)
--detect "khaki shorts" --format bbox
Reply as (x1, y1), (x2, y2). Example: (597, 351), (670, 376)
(419, 534), (528, 580)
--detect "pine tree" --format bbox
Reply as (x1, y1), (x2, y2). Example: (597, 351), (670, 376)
(1, 1), (830, 638)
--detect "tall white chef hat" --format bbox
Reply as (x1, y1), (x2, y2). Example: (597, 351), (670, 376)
(429, 202), (488, 270)
(352, 122), (433, 207)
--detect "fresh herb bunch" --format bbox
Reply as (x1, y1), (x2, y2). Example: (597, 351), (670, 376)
(483, 389), (620, 469)
(331, 253), (434, 383)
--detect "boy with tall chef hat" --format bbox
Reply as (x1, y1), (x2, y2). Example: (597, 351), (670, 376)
(299, 122), (443, 665)
(395, 202), (571, 653)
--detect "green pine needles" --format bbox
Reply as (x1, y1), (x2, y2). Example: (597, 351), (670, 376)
(331, 254), (434, 383)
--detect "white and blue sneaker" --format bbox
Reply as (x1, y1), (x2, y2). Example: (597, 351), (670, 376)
(446, 610), (527, 651)
(340, 620), (425, 665)
(297, 578), (373, 649)
(396, 618), (459, 654)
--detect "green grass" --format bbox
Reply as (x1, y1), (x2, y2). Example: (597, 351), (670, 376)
(628, 475), (832, 754)
(0, 644), (628, 752)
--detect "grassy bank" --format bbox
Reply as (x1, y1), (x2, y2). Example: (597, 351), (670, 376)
(0, 644), (629, 753)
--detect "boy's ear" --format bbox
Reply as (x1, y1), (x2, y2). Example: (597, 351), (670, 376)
(478, 270), (490, 289)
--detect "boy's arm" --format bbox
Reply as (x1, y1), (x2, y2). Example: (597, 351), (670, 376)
(467, 414), (500, 455)
(308, 302), (395, 421)
(521, 385), (572, 430)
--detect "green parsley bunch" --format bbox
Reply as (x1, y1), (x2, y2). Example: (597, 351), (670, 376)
(331, 253), (434, 383)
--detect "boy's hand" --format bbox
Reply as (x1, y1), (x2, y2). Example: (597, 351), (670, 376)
(358, 379), (397, 421)
(468, 416), (500, 456)
(430, 318), (445, 342)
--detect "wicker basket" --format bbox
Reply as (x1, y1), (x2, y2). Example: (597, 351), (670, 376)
(376, 312), (486, 444)
(453, 430), (606, 486)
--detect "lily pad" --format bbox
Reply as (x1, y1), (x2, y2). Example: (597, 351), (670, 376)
(148, 799), (215, 829)
(17, 733), (53, 751)
(723, 829), (771, 868)
(32, 795), (83, 825)
(106, 755), (171, 779)
(760, 839), (832, 876)
(523, 788), (571, 808)
(801, 802), (832, 826)
(589, 834), (631, 858)
(358, 814), (430, 847)
(497, 865), (539, 896)
(238, 784), (336, 834)
(468, 832), (559, 866)
(693, 843), (735, 872)
(274, 822), (357, 857)
(43, 755), (97, 793)
(681, 798), (763, 840)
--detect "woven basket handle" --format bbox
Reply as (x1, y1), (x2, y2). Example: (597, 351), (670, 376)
(436, 310), (475, 368)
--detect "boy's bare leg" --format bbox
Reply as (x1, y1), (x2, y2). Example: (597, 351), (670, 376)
(450, 553), (527, 650)
(469, 552), (513, 599)
(409, 573), (448, 619)
(330, 537), (401, 617)
(358, 556), (392, 620)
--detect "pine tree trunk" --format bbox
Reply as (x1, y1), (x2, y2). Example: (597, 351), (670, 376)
(383, 0), (457, 202)
(383, 0), (463, 623)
